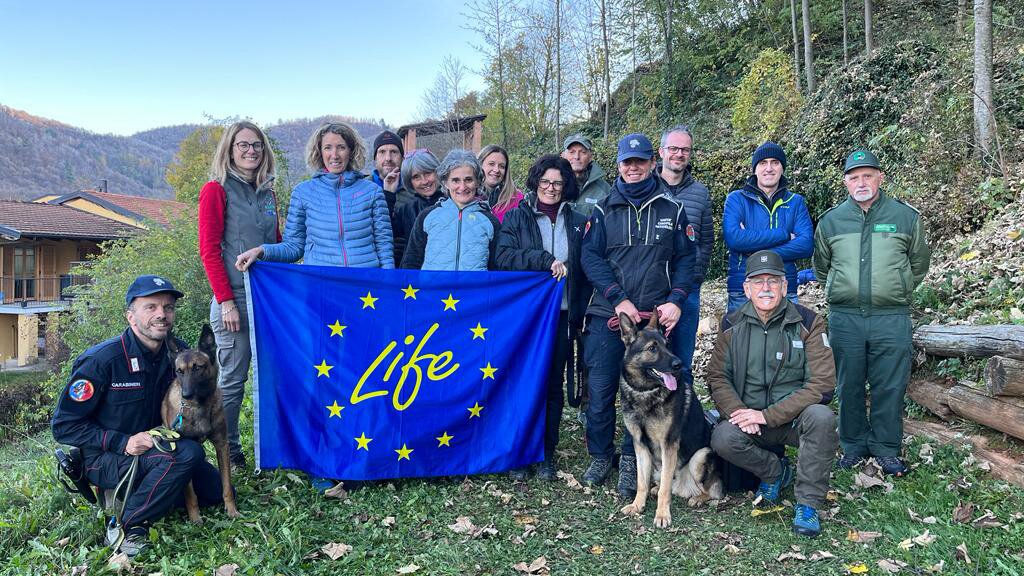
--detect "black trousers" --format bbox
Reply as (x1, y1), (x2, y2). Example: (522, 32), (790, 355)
(544, 311), (572, 459)
(83, 439), (224, 527)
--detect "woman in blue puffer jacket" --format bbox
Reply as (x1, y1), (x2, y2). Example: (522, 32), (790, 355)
(235, 122), (394, 270)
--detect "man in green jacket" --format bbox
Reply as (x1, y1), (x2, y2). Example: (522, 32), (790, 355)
(813, 149), (931, 477)
(709, 250), (838, 537)
(562, 133), (611, 217)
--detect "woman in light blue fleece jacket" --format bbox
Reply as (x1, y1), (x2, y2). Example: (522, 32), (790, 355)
(235, 122), (394, 270)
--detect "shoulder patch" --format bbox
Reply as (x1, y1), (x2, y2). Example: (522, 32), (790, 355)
(686, 223), (696, 241)
(68, 379), (94, 402)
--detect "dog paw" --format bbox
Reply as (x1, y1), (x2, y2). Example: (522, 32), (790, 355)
(653, 513), (672, 529)
(226, 507), (242, 519)
(188, 514), (204, 525)
(620, 503), (644, 516)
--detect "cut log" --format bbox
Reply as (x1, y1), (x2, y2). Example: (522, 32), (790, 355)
(903, 419), (1024, 489)
(944, 385), (1024, 442)
(913, 324), (1024, 359)
(907, 378), (955, 420)
(985, 356), (1024, 397)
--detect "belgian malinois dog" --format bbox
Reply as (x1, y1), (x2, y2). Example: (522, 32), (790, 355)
(161, 324), (240, 523)
(617, 312), (723, 528)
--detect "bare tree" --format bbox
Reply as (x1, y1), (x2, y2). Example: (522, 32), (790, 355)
(555, 0), (562, 149)
(419, 56), (470, 121)
(790, 0), (803, 93)
(864, 0), (874, 54)
(973, 0), (995, 159)
(956, 0), (968, 36)
(802, 0), (816, 93)
(464, 0), (519, 148)
(842, 0), (849, 66)
(601, 0), (611, 138)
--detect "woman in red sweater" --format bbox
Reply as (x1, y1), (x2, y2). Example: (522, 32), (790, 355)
(198, 121), (280, 470)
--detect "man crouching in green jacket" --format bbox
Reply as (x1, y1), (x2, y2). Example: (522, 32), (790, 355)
(708, 250), (838, 537)
(813, 149), (931, 477)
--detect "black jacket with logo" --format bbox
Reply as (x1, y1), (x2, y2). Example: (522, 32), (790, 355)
(581, 179), (696, 319)
(52, 328), (186, 457)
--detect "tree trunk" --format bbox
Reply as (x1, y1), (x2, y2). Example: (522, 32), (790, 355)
(904, 419), (1024, 489)
(555, 0), (562, 150)
(985, 356), (1024, 397)
(912, 325), (1024, 359)
(801, 0), (815, 93)
(974, 0), (995, 158)
(662, 0), (674, 121)
(864, 0), (874, 54)
(956, 0), (967, 36)
(945, 385), (1024, 442)
(601, 0), (611, 139)
(630, 1), (637, 107)
(907, 378), (955, 420)
(495, 2), (509, 149)
(790, 0), (802, 92)
(842, 0), (849, 66)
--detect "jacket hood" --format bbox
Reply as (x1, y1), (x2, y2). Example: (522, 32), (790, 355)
(584, 161), (607, 187)
(741, 174), (790, 198)
(314, 170), (363, 187)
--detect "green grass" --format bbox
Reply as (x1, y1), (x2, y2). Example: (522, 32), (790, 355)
(3, 410), (1023, 575)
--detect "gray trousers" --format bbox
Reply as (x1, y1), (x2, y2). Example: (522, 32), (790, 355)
(710, 404), (838, 509)
(209, 294), (251, 458)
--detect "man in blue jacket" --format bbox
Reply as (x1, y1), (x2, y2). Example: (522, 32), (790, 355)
(722, 142), (813, 313)
(580, 133), (706, 500)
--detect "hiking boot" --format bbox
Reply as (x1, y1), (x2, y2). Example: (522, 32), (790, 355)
(876, 456), (909, 477)
(617, 454), (637, 501)
(509, 466), (530, 481)
(792, 504), (821, 537)
(229, 452), (247, 473)
(581, 457), (612, 486)
(836, 453), (865, 470)
(310, 476), (336, 492)
(755, 457), (793, 507)
(118, 525), (151, 558)
(536, 460), (556, 481)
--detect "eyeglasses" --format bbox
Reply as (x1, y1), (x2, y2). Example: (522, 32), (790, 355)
(538, 179), (564, 190)
(662, 146), (692, 156)
(234, 141), (264, 153)
(745, 278), (782, 288)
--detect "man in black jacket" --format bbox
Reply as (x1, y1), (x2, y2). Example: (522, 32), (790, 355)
(580, 133), (705, 499)
(52, 275), (224, 557)
(657, 124), (714, 375)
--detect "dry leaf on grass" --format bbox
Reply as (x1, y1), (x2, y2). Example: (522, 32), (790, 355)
(323, 483), (348, 499)
(214, 564), (239, 576)
(877, 558), (908, 573)
(449, 516), (476, 534)
(321, 542), (353, 560)
(589, 545), (604, 555)
(847, 529), (883, 544)
(956, 543), (971, 564)
(919, 443), (934, 464)
(723, 544), (745, 555)
(70, 566), (88, 576)
(514, 514), (538, 525)
(927, 560), (946, 573)
(952, 501), (974, 523)
(555, 471), (582, 489)
(513, 556), (549, 574)
(396, 564), (421, 574)
(107, 552), (130, 572)
(844, 563), (869, 574)
(809, 550), (836, 561)
(972, 511), (1004, 528)
(899, 529), (937, 550)
(776, 551), (806, 561)
(381, 516), (396, 527)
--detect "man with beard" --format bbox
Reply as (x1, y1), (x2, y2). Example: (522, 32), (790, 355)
(657, 125), (713, 374)
(813, 149), (931, 477)
(371, 130), (414, 214)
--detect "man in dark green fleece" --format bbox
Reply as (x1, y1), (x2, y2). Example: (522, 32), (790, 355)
(813, 149), (931, 477)
(708, 250), (838, 537)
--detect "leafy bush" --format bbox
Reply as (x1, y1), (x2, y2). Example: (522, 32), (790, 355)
(0, 372), (50, 442)
(731, 49), (802, 143)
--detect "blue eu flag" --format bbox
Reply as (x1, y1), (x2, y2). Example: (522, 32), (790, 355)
(246, 262), (563, 480)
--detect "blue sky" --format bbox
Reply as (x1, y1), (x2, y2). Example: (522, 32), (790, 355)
(0, 1), (485, 135)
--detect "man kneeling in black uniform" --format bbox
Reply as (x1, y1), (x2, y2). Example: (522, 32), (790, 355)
(52, 275), (225, 557)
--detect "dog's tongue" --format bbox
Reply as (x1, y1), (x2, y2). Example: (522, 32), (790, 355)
(658, 371), (678, 391)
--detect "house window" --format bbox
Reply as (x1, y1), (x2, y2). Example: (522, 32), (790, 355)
(14, 247), (36, 299)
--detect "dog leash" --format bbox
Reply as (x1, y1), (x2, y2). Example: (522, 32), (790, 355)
(108, 427), (181, 550)
(606, 311), (654, 332)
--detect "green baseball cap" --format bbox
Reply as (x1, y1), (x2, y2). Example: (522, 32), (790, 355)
(563, 133), (593, 151)
(745, 250), (785, 278)
(844, 149), (881, 173)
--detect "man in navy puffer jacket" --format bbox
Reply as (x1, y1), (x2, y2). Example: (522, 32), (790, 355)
(722, 142), (813, 312)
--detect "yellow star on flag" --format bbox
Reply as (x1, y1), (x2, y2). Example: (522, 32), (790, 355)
(314, 360), (333, 377)
(436, 431), (454, 447)
(401, 284), (419, 299)
(326, 400), (344, 418)
(480, 362), (498, 380)
(360, 291), (379, 309)
(467, 402), (484, 418)
(395, 443), (413, 461)
(470, 322), (488, 340)
(354, 432), (372, 450)
(441, 293), (460, 311)
(328, 320), (346, 337)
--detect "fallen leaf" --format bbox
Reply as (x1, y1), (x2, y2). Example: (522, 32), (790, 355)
(952, 502), (974, 523)
(913, 529), (937, 546)
(777, 551), (806, 561)
(555, 471), (582, 490)
(921, 516), (937, 524)
(321, 542), (353, 560)
(449, 516), (476, 534)
(847, 529), (883, 544)
(1007, 230), (1021, 241)
(809, 550), (836, 561)
(898, 537), (914, 550)
(972, 511), (1003, 528)
(723, 544), (745, 555)
(959, 251), (979, 261)
(927, 560), (945, 573)
(381, 516), (396, 528)
(70, 566), (88, 576)
(323, 483), (348, 499)
(845, 563), (869, 574)
(512, 556), (549, 574)
(878, 558), (908, 573)
(214, 564), (239, 576)
(956, 543), (971, 564)
(554, 531), (569, 540)
(396, 564), (421, 574)
(918, 443), (934, 464)
(855, 472), (887, 490)
(108, 552), (131, 572)
(590, 544), (604, 555)
(54, 537), (71, 548)
(514, 514), (538, 525)
(751, 505), (785, 517)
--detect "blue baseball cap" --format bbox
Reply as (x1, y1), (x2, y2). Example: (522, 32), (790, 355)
(125, 275), (184, 306)
(616, 133), (654, 163)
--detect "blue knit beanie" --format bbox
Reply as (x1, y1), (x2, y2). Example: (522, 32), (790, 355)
(751, 142), (787, 172)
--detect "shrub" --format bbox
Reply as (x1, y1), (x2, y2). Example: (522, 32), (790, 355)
(731, 48), (802, 143)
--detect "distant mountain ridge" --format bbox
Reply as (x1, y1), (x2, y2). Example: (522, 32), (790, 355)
(0, 104), (389, 201)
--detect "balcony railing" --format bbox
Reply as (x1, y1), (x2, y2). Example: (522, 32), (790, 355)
(0, 275), (91, 305)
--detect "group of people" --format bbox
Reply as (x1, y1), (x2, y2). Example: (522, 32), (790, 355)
(52, 118), (931, 556)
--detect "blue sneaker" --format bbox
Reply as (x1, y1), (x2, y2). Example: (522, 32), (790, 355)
(754, 457), (793, 506)
(310, 476), (336, 492)
(836, 453), (865, 470)
(792, 503), (821, 537)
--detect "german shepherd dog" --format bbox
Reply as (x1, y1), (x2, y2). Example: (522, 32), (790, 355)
(617, 312), (723, 528)
(161, 325), (240, 523)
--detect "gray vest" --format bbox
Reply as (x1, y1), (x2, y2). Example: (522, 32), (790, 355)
(222, 173), (279, 294)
